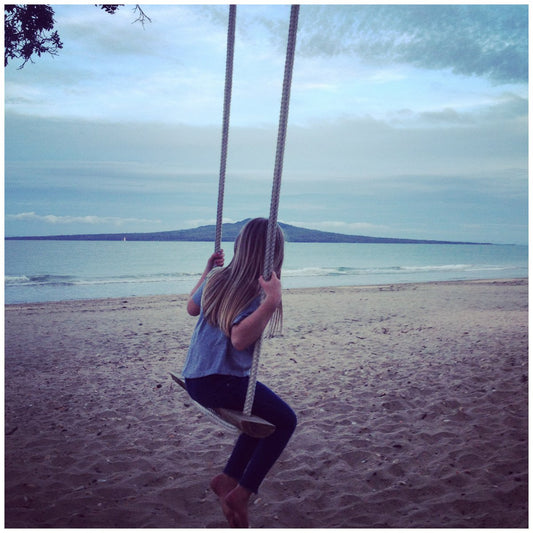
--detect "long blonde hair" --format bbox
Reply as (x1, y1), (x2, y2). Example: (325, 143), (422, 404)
(202, 218), (285, 337)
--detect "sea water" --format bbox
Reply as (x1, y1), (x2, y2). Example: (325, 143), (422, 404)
(4, 240), (528, 304)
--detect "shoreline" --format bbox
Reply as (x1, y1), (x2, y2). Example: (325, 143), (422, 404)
(5, 278), (528, 527)
(5, 276), (528, 309)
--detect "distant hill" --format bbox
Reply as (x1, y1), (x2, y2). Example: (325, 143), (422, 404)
(5, 219), (489, 244)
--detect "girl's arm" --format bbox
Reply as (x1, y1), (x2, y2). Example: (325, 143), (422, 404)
(187, 250), (224, 316)
(230, 272), (282, 351)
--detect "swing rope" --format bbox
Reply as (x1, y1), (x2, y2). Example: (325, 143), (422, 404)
(243, 5), (300, 416)
(174, 5), (299, 437)
(215, 4), (236, 253)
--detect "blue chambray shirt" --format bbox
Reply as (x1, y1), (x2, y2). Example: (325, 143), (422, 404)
(182, 281), (261, 378)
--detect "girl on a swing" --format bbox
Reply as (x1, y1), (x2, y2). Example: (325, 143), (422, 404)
(182, 217), (297, 528)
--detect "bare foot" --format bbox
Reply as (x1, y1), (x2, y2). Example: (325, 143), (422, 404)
(210, 473), (238, 527)
(225, 484), (252, 528)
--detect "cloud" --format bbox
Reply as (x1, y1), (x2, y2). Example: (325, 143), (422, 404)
(6, 212), (161, 226)
(6, 92), (527, 197)
(297, 5), (527, 84)
(393, 92), (527, 127)
(6, 4), (526, 131)
(57, 4), (526, 88)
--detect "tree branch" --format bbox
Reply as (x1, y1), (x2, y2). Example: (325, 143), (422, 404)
(132, 5), (151, 27)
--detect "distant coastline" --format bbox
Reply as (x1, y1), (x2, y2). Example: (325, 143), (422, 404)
(5, 219), (491, 245)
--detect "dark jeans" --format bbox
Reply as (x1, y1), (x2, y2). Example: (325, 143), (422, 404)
(185, 374), (297, 493)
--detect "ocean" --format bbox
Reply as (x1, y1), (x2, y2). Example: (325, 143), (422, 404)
(4, 240), (528, 304)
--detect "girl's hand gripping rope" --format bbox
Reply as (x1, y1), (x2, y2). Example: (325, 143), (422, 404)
(208, 249), (225, 270)
(259, 271), (282, 309)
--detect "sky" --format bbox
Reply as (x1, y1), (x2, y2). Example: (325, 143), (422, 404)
(4, 3), (529, 244)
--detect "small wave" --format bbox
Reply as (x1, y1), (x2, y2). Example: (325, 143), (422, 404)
(283, 267), (346, 277)
(5, 274), (75, 286)
(5, 272), (200, 287)
(71, 273), (200, 286)
(283, 263), (516, 278)
(395, 264), (473, 272)
(5, 275), (31, 284)
(391, 264), (515, 273)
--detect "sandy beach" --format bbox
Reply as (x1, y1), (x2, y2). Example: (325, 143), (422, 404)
(4, 279), (528, 528)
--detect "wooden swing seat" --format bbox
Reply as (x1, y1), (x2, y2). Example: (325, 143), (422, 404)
(170, 372), (276, 439)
